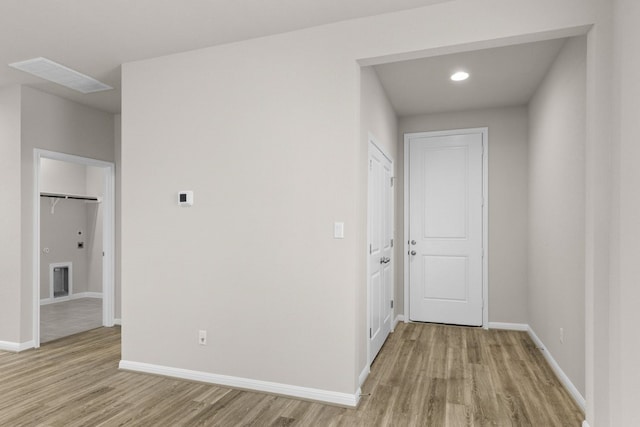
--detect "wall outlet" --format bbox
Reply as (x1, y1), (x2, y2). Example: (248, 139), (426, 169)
(559, 327), (564, 344)
(198, 330), (207, 346)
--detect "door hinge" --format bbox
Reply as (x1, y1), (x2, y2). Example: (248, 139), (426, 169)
(369, 244), (372, 254)
(482, 248), (485, 258)
(369, 159), (372, 171)
(390, 177), (394, 187)
(391, 239), (394, 247)
(369, 328), (372, 338)
(391, 300), (394, 309)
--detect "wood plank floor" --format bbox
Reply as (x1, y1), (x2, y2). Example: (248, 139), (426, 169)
(0, 322), (583, 426)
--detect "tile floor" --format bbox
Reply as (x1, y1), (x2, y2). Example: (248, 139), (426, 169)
(40, 298), (102, 343)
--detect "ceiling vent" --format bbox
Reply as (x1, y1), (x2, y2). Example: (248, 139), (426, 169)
(9, 57), (112, 94)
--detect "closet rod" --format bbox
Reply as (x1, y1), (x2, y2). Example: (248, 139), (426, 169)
(40, 192), (100, 202)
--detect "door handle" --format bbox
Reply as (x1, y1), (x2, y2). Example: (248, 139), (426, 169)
(411, 240), (417, 245)
(380, 257), (391, 264)
(410, 250), (417, 256)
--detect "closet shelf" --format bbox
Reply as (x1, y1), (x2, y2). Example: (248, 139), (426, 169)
(40, 192), (101, 203)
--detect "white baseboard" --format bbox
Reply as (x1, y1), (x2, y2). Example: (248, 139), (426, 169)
(488, 322), (529, 331)
(82, 292), (103, 299)
(0, 340), (35, 352)
(393, 314), (404, 330)
(489, 322), (585, 412)
(113, 318), (122, 326)
(119, 360), (360, 408)
(582, 421), (590, 427)
(359, 365), (370, 388)
(527, 327), (586, 411)
(40, 292), (103, 305)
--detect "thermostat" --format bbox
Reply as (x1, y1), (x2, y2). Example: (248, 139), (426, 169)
(178, 191), (194, 207)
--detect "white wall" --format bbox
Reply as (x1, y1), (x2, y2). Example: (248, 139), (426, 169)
(359, 66), (398, 373)
(528, 36), (586, 396)
(40, 159), (87, 196)
(39, 160), (106, 299)
(86, 166), (104, 294)
(0, 85), (22, 345)
(114, 115), (121, 321)
(39, 199), (89, 297)
(360, 67), (398, 157)
(40, 158), (91, 299)
(123, 31), (361, 396)
(611, 0), (640, 425)
(121, 0), (601, 401)
(399, 107), (529, 324)
(583, 1), (615, 424)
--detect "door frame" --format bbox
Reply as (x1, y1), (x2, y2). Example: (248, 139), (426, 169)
(403, 128), (488, 328)
(367, 134), (394, 365)
(33, 149), (116, 347)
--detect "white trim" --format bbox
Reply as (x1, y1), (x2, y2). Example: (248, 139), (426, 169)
(489, 322), (586, 412)
(40, 292), (103, 306)
(102, 163), (115, 328)
(403, 128), (489, 327)
(488, 322), (529, 331)
(113, 318), (122, 326)
(527, 326), (586, 411)
(359, 365), (370, 388)
(33, 149), (116, 348)
(83, 292), (103, 299)
(482, 129), (489, 329)
(403, 138), (410, 323)
(582, 421), (590, 427)
(393, 314), (404, 330)
(0, 340), (35, 352)
(119, 360), (360, 408)
(33, 150), (41, 348)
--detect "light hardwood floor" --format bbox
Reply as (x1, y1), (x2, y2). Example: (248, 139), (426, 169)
(40, 297), (103, 343)
(0, 322), (583, 426)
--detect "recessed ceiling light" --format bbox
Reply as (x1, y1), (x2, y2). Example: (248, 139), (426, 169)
(9, 57), (113, 94)
(450, 71), (470, 82)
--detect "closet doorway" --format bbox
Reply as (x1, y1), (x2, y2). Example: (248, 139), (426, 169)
(33, 150), (115, 346)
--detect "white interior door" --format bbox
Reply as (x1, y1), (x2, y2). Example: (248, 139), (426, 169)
(408, 131), (484, 326)
(368, 141), (393, 362)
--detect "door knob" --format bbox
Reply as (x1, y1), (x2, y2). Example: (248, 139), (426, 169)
(411, 240), (417, 245)
(410, 250), (417, 256)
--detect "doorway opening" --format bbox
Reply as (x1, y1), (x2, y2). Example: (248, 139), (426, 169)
(360, 29), (588, 412)
(33, 149), (115, 346)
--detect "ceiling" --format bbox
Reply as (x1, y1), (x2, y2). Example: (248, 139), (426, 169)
(0, 0), (450, 114)
(373, 38), (567, 117)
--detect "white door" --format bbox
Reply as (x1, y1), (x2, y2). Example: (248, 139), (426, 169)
(368, 141), (394, 362)
(408, 131), (484, 326)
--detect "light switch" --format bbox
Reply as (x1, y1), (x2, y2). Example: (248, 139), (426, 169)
(334, 222), (345, 239)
